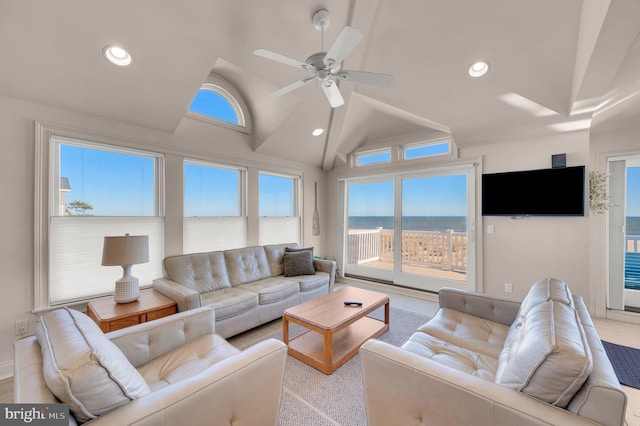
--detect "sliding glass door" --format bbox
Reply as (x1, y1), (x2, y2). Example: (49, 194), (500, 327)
(609, 157), (640, 310)
(345, 179), (395, 282)
(344, 166), (475, 292)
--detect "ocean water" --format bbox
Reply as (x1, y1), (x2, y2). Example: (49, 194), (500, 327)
(348, 216), (466, 232)
(628, 217), (640, 235)
(348, 216), (640, 234)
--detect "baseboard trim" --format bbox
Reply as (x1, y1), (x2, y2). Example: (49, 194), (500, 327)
(0, 360), (13, 380)
(607, 309), (640, 325)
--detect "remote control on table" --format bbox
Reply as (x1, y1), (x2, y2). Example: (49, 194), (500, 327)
(344, 301), (363, 306)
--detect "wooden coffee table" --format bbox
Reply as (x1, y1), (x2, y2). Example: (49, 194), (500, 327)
(282, 286), (389, 374)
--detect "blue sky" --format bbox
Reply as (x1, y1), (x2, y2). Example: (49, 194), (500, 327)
(188, 89), (238, 124)
(348, 174), (468, 217)
(60, 146), (294, 217)
(60, 145), (155, 216)
(627, 167), (640, 216)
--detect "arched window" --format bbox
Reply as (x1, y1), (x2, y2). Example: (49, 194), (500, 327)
(186, 75), (251, 134)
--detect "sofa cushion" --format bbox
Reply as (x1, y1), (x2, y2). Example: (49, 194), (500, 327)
(200, 287), (259, 320)
(138, 334), (240, 392)
(238, 277), (300, 304)
(164, 251), (231, 293)
(264, 243), (299, 277)
(418, 308), (510, 359)
(224, 246), (272, 285)
(36, 308), (150, 423)
(296, 271), (330, 292)
(283, 250), (316, 276)
(402, 332), (498, 381)
(494, 301), (592, 407)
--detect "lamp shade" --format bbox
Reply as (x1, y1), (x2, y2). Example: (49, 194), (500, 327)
(101, 234), (149, 266)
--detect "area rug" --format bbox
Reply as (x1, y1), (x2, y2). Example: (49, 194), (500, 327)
(602, 340), (640, 389)
(273, 307), (430, 426)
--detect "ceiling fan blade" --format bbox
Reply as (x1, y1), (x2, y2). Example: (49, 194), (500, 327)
(324, 26), (364, 68)
(322, 80), (344, 108)
(271, 77), (315, 97)
(254, 49), (310, 71)
(336, 70), (394, 87)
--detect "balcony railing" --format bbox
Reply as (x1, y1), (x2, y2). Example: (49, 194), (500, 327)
(347, 233), (640, 283)
(347, 228), (467, 272)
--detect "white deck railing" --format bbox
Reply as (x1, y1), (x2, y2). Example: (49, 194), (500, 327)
(347, 228), (467, 272)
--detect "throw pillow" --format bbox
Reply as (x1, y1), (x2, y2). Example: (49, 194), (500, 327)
(36, 308), (150, 422)
(283, 250), (316, 276)
(285, 246), (314, 258)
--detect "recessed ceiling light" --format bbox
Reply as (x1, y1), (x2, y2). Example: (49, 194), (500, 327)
(468, 60), (489, 78)
(312, 128), (324, 136)
(103, 45), (132, 66)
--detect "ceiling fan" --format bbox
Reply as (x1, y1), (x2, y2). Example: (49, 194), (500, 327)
(254, 9), (394, 108)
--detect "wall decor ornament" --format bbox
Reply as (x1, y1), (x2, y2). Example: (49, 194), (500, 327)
(589, 171), (608, 215)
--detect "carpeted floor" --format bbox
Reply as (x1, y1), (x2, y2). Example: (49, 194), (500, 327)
(602, 340), (640, 389)
(273, 307), (430, 426)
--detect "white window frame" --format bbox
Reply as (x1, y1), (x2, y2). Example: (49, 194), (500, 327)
(402, 138), (452, 160)
(183, 159), (248, 252)
(258, 171), (301, 245)
(340, 163), (476, 292)
(185, 74), (252, 135)
(34, 122), (165, 311)
(353, 148), (393, 167)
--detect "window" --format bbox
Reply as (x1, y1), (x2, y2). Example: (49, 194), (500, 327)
(183, 160), (247, 253)
(354, 149), (392, 167)
(35, 125), (164, 310)
(185, 74), (251, 134)
(188, 84), (243, 126)
(258, 172), (300, 245)
(403, 139), (451, 160)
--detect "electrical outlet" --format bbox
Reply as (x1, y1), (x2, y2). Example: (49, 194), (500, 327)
(15, 319), (28, 335)
(504, 283), (513, 293)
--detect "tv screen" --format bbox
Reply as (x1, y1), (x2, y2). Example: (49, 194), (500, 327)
(482, 166), (585, 216)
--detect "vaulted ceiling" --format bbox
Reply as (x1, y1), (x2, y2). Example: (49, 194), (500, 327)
(1, 0), (639, 170)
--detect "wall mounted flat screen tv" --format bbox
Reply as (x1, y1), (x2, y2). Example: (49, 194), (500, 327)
(482, 165), (585, 216)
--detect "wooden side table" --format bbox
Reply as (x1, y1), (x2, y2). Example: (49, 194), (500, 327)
(87, 288), (177, 332)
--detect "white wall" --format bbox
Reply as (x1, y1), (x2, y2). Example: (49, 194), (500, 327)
(0, 96), (325, 378)
(326, 130), (591, 306)
(464, 132), (590, 302)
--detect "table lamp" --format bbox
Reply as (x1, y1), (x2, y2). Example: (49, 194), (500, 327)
(101, 233), (149, 303)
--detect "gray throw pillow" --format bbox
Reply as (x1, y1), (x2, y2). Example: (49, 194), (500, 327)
(283, 250), (316, 276)
(285, 246), (314, 258)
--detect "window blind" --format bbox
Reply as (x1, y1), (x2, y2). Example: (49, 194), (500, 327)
(49, 217), (164, 305)
(258, 217), (300, 246)
(183, 217), (248, 254)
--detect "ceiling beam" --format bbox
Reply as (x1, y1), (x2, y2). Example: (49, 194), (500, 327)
(322, 0), (382, 171)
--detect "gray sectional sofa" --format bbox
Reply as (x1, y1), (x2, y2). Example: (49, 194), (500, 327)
(153, 243), (336, 338)
(361, 278), (627, 426)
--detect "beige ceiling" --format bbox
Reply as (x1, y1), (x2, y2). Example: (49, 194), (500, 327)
(1, 0), (639, 170)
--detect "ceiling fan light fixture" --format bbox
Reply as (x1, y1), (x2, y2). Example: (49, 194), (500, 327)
(253, 8), (393, 108)
(468, 60), (489, 77)
(312, 128), (324, 136)
(103, 45), (132, 66)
